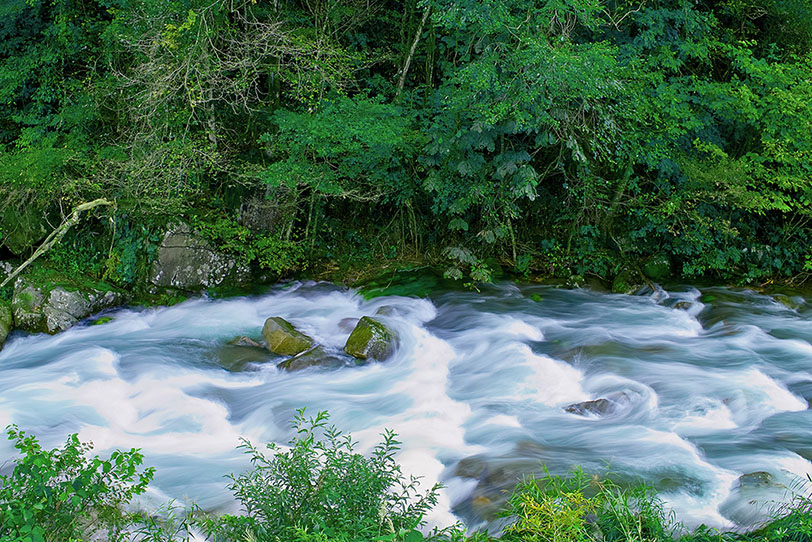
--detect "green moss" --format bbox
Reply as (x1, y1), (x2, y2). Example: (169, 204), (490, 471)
(344, 316), (396, 360)
(90, 316), (114, 326)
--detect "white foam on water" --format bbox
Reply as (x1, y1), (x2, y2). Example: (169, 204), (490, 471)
(638, 429), (739, 527)
(352, 322), (483, 528)
(516, 346), (588, 406)
(484, 415), (522, 428)
(671, 398), (737, 435)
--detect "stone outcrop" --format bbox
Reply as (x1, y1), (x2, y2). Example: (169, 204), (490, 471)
(0, 301), (12, 348)
(262, 317), (313, 356)
(12, 278), (122, 334)
(344, 316), (397, 361)
(149, 223), (248, 291)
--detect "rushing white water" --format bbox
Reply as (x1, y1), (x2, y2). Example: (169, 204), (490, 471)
(1, 280), (811, 531)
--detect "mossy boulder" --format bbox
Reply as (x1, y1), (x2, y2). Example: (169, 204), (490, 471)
(1, 206), (49, 255)
(0, 301), (12, 348)
(12, 278), (123, 334)
(277, 347), (349, 372)
(642, 254), (672, 281)
(611, 266), (642, 294)
(262, 317), (313, 356)
(344, 316), (397, 361)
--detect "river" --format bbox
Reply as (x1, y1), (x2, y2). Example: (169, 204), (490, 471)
(1, 279), (810, 532)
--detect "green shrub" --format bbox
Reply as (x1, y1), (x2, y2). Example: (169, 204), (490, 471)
(502, 469), (675, 542)
(204, 409), (440, 542)
(0, 425), (154, 542)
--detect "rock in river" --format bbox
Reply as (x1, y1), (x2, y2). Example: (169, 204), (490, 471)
(344, 316), (397, 361)
(262, 317), (313, 356)
(12, 278), (122, 334)
(278, 347), (349, 372)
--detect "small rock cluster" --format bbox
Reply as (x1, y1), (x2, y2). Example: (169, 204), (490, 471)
(11, 278), (122, 335)
(227, 315), (398, 372)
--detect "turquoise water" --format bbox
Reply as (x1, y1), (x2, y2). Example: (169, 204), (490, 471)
(0, 281), (810, 531)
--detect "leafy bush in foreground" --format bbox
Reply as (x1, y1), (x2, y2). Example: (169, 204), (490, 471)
(203, 409), (440, 542)
(4, 416), (812, 542)
(0, 426), (154, 542)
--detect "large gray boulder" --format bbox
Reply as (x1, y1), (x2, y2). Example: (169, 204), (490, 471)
(149, 223), (248, 290)
(12, 278), (122, 334)
(344, 316), (397, 361)
(262, 317), (313, 356)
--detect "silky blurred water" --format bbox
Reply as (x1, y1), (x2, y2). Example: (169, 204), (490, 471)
(1, 280), (810, 531)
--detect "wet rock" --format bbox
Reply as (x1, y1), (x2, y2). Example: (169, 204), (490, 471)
(773, 294), (804, 311)
(338, 317), (359, 333)
(642, 254), (672, 281)
(585, 276), (610, 293)
(149, 223), (249, 291)
(565, 274), (586, 289)
(611, 266), (642, 295)
(228, 335), (263, 348)
(737, 471), (781, 489)
(0, 301), (11, 348)
(565, 398), (612, 416)
(673, 301), (693, 310)
(374, 305), (396, 316)
(344, 316), (397, 361)
(565, 392), (629, 417)
(216, 343), (273, 371)
(262, 317), (313, 356)
(12, 278), (122, 334)
(277, 347), (349, 372)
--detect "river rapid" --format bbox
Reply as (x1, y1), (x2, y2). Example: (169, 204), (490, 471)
(1, 280), (811, 532)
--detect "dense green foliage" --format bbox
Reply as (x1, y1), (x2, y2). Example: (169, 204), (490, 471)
(1, 0), (812, 285)
(0, 426), (153, 542)
(5, 415), (812, 542)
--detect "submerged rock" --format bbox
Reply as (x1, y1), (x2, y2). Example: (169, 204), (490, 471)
(344, 316), (397, 361)
(228, 335), (264, 348)
(565, 398), (612, 416)
(12, 278), (122, 334)
(337, 317), (359, 333)
(565, 392), (629, 417)
(216, 342), (273, 372)
(277, 347), (349, 372)
(149, 222), (249, 291)
(737, 471), (782, 489)
(262, 317), (313, 356)
(773, 294), (804, 311)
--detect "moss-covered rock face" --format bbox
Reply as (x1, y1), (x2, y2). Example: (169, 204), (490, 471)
(261, 317), (313, 356)
(0, 301), (12, 348)
(344, 316), (397, 361)
(642, 254), (672, 281)
(0, 206), (49, 255)
(11, 278), (123, 334)
(611, 266), (642, 295)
